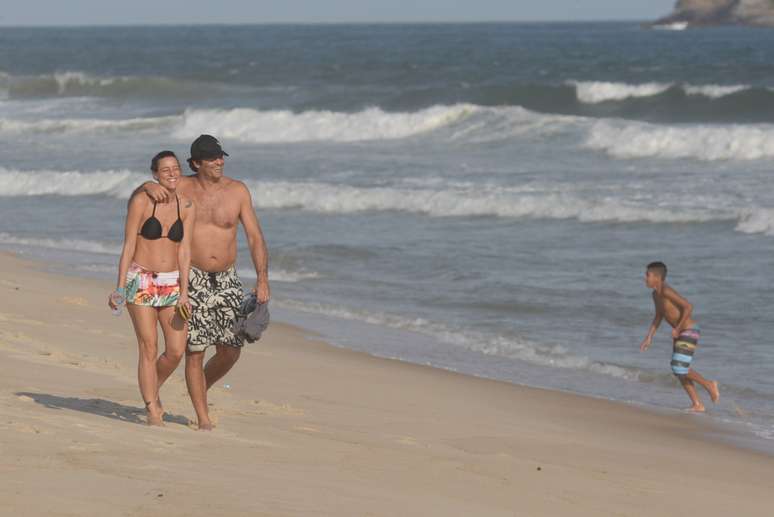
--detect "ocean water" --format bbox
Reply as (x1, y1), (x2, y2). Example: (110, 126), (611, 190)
(2, 23), (774, 445)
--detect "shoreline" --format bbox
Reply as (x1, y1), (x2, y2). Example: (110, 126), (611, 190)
(9, 248), (774, 453)
(13, 244), (774, 450)
(2, 250), (774, 515)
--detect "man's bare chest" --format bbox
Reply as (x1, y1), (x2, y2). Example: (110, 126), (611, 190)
(191, 190), (240, 229)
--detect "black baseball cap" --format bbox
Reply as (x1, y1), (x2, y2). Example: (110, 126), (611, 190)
(188, 134), (229, 161)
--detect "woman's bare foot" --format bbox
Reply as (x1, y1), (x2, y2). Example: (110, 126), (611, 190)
(684, 404), (706, 413)
(145, 401), (165, 426)
(197, 419), (214, 431)
(708, 381), (720, 403)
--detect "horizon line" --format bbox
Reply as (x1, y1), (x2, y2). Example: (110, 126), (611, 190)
(0, 18), (658, 29)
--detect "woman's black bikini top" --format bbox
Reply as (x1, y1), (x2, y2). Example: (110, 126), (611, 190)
(138, 195), (183, 242)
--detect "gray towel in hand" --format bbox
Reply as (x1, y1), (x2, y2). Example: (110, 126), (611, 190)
(233, 293), (270, 343)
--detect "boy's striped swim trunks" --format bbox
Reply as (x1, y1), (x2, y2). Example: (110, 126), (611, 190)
(671, 328), (700, 376)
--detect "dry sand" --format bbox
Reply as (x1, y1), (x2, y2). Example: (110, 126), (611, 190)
(0, 252), (772, 516)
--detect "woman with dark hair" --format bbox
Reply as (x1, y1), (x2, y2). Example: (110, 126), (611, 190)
(109, 151), (196, 426)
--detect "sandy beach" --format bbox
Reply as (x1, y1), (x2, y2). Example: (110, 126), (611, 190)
(0, 250), (772, 516)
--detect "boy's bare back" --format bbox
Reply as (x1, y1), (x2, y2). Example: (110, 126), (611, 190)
(652, 284), (697, 332)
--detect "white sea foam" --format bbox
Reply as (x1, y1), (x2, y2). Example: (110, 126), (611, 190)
(584, 120), (774, 161)
(52, 71), (121, 95)
(2, 70), (180, 97)
(277, 299), (640, 381)
(572, 80), (754, 103)
(173, 104), (480, 143)
(735, 208), (774, 236)
(683, 84), (749, 98)
(0, 233), (120, 255)
(0, 115), (177, 134)
(572, 81), (672, 103)
(2, 168), (768, 233)
(245, 179), (725, 223)
(445, 105), (578, 142)
(0, 168), (147, 197)
(0, 70), (133, 98)
(652, 22), (688, 31)
(0, 103), (567, 142)
(75, 264), (115, 274)
(0, 168), (735, 224)
(237, 268), (321, 283)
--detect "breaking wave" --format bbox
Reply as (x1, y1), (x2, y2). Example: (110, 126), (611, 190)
(0, 168), (147, 197)
(244, 179), (728, 223)
(0, 168), (762, 230)
(4, 96), (774, 163)
(571, 80), (758, 103)
(585, 120), (774, 161)
(172, 104), (482, 143)
(0, 115), (177, 134)
(735, 209), (774, 236)
(0, 70), (241, 99)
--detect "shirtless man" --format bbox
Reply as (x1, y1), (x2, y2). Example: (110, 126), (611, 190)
(138, 135), (270, 430)
(640, 261), (719, 412)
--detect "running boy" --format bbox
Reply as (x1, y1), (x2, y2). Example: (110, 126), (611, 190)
(640, 262), (719, 412)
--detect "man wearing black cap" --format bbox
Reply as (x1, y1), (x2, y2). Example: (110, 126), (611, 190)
(137, 134), (270, 430)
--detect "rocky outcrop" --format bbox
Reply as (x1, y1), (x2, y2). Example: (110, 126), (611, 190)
(654, 0), (774, 27)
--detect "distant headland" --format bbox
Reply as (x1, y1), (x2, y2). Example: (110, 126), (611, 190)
(653, 0), (774, 28)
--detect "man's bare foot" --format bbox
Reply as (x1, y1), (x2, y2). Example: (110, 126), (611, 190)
(197, 420), (214, 431)
(684, 404), (705, 413)
(708, 381), (720, 403)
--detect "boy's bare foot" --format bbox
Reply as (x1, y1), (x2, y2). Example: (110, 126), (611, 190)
(684, 404), (705, 413)
(708, 381), (720, 403)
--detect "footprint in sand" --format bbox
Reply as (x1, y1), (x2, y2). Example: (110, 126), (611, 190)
(395, 436), (419, 446)
(10, 421), (42, 434)
(0, 312), (45, 326)
(68, 443), (104, 452)
(294, 425), (321, 433)
(248, 400), (304, 417)
(60, 296), (89, 306)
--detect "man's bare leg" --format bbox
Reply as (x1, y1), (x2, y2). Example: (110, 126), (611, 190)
(204, 344), (241, 390)
(127, 305), (164, 426)
(686, 369), (720, 403)
(677, 375), (705, 412)
(185, 350), (212, 430)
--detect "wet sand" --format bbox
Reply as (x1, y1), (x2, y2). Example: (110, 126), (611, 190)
(1, 252), (772, 516)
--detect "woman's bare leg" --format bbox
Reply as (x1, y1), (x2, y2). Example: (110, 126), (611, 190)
(127, 304), (163, 426)
(156, 307), (186, 396)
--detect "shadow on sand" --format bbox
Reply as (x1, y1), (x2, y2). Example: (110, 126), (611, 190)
(16, 392), (191, 426)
